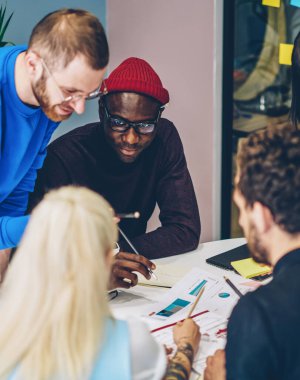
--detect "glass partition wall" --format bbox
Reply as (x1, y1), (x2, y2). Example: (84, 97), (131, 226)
(221, 0), (300, 238)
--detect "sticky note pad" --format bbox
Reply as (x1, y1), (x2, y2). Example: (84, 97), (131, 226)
(231, 258), (272, 279)
(262, 0), (280, 7)
(279, 43), (293, 65)
(291, 0), (300, 8)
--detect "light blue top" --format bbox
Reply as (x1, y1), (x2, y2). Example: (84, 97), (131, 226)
(0, 45), (59, 248)
(90, 318), (131, 380)
(7, 318), (131, 380)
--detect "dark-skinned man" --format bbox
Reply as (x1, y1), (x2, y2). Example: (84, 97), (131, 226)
(29, 57), (201, 289)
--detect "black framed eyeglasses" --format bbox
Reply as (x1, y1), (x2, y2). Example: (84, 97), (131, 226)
(102, 101), (164, 135)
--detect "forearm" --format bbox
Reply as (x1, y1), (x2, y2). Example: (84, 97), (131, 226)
(120, 224), (200, 260)
(164, 342), (194, 380)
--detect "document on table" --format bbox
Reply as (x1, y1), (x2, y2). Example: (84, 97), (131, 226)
(140, 267), (259, 375)
(142, 268), (257, 328)
(151, 310), (227, 376)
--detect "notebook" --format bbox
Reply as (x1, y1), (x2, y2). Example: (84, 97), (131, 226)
(206, 244), (250, 270)
(206, 243), (271, 281)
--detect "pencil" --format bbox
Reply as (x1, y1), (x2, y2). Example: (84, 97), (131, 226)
(118, 226), (157, 280)
(186, 286), (205, 318)
(116, 212), (140, 219)
(224, 276), (243, 298)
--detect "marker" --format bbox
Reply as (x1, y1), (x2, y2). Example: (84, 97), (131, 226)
(118, 226), (157, 280)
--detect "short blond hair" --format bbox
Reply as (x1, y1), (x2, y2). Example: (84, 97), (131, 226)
(28, 8), (109, 70)
(0, 186), (117, 380)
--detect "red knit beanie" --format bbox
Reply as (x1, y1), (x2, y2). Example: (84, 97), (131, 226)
(101, 57), (169, 105)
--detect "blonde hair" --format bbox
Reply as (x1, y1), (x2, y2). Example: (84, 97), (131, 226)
(0, 186), (117, 380)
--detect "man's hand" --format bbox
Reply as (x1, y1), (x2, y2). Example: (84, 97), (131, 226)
(109, 251), (156, 289)
(204, 349), (226, 380)
(0, 248), (11, 283)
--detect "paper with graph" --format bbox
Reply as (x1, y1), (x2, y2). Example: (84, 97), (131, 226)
(141, 268), (258, 376)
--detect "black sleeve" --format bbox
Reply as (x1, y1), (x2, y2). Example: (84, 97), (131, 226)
(120, 124), (201, 259)
(27, 148), (72, 213)
(226, 294), (278, 380)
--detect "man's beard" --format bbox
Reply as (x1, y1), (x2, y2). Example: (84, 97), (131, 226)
(32, 76), (71, 122)
(247, 222), (271, 266)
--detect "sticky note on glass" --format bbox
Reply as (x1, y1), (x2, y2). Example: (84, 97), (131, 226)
(231, 258), (272, 279)
(279, 43), (293, 65)
(262, 0), (280, 7)
(291, 0), (300, 8)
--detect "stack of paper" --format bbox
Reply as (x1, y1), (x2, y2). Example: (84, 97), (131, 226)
(231, 258), (272, 279)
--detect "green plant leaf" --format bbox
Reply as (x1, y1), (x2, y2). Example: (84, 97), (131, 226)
(0, 11), (13, 43)
(0, 5), (5, 33)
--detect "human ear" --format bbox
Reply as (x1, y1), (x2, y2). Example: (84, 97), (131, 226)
(105, 249), (114, 270)
(98, 100), (105, 123)
(25, 50), (43, 80)
(251, 202), (274, 234)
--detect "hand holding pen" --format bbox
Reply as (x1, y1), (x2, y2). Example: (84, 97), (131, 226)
(118, 226), (157, 280)
(110, 251), (156, 289)
(113, 211), (157, 283)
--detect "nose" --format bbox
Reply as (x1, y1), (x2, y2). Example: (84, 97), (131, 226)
(72, 98), (86, 115)
(123, 127), (139, 145)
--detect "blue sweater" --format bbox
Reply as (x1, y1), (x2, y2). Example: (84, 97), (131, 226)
(0, 46), (59, 248)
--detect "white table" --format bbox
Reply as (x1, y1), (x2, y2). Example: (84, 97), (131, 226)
(111, 238), (246, 319)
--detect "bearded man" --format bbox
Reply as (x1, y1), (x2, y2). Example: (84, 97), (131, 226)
(0, 8), (109, 251)
(204, 126), (300, 380)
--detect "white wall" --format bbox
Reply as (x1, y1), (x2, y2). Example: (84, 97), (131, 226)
(107, 0), (218, 242)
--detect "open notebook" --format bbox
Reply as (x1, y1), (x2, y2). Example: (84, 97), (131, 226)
(137, 262), (193, 288)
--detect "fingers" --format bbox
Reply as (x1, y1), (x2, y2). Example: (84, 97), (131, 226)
(114, 252), (155, 279)
(109, 251), (156, 289)
(204, 349), (226, 380)
(117, 251), (156, 270)
(109, 267), (138, 289)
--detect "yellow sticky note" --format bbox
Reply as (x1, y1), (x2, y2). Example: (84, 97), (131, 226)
(279, 43), (293, 65)
(231, 258), (272, 279)
(262, 0), (280, 7)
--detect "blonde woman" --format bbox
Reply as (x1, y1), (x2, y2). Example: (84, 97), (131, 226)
(0, 186), (200, 380)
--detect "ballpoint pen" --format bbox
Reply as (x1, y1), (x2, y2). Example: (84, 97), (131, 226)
(224, 276), (243, 298)
(118, 226), (157, 280)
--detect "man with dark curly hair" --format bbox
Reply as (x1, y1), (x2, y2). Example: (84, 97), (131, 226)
(204, 126), (300, 380)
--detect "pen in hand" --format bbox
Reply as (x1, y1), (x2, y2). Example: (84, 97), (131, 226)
(118, 226), (157, 280)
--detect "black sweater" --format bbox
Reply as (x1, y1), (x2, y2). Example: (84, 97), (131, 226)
(29, 118), (201, 259)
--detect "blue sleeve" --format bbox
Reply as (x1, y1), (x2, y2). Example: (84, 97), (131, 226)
(0, 215), (29, 249)
(226, 294), (278, 380)
(0, 125), (54, 248)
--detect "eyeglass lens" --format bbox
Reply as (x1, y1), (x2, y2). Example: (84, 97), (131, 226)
(103, 103), (161, 135)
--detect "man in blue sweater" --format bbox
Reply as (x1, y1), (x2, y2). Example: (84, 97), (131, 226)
(0, 9), (109, 256)
(204, 126), (300, 380)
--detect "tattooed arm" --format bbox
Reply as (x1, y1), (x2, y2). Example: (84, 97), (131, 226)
(164, 319), (200, 380)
